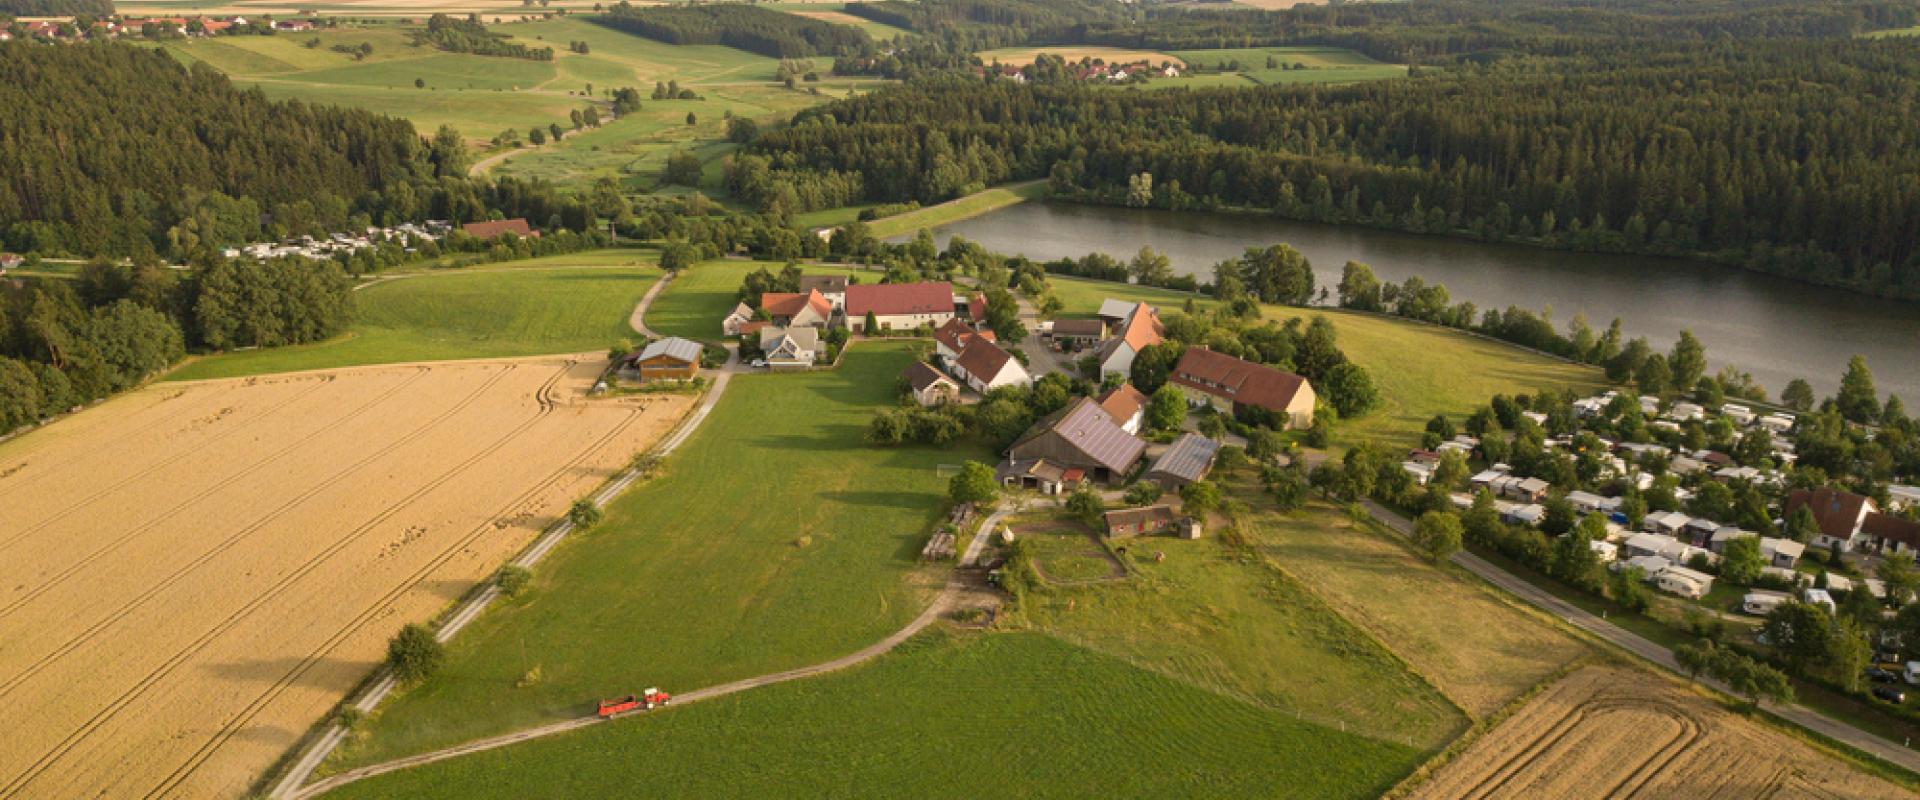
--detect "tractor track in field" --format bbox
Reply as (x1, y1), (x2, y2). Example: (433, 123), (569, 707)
(0, 363), (557, 798)
(283, 501), (1018, 799)
(149, 378), (644, 798)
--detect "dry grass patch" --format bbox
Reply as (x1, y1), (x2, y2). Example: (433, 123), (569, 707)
(0, 356), (692, 799)
(1410, 665), (1910, 799)
(976, 46), (1185, 68)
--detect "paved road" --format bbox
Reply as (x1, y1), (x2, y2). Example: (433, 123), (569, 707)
(1358, 498), (1920, 772)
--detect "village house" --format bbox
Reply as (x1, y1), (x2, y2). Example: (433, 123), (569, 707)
(758, 327), (818, 370)
(624, 337), (701, 381)
(461, 218), (536, 239)
(846, 281), (955, 332)
(1095, 384), (1149, 435)
(722, 302), (757, 336)
(1048, 318), (1108, 347)
(760, 289), (833, 329)
(901, 361), (960, 407)
(796, 275), (850, 310)
(1146, 432), (1219, 490)
(1103, 505), (1180, 538)
(1167, 347), (1315, 429)
(1091, 301), (1164, 377)
(933, 318), (995, 362)
(951, 337), (1032, 393)
(1786, 487), (1876, 553)
(1003, 396), (1147, 486)
(1864, 512), (1920, 555)
(960, 291), (990, 327)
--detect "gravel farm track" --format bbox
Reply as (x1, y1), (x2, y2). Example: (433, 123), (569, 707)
(0, 356), (694, 799)
(1410, 665), (1909, 799)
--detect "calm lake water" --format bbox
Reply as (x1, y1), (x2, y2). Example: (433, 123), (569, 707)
(919, 202), (1920, 401)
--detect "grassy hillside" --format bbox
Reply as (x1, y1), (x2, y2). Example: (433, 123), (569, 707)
(322, 632), (1421, 800)
(326, 342), (993, 770)
(167, 257), (656, 380)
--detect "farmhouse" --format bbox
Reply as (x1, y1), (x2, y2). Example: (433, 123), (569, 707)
(846, 281), (955, 332)
(901, 361), (960, 407)
(1095, 383), (1149, 434)
(1104, 505), (1179, 538)
(1146, 432), (1219, 490)
(461, 218), (536, 239)
(933, 318), (995, 361)
(1169, 347), (1315, 429)
(625, 337), (701, 381)
(722, 302), (757, 336)
(796, 275), (850, 309)
(1786, 487), (1875, 552)
(1005, 396), (1146, 485)
(758, 327), (819, 370)
(952, 337), (1032, 393)
(1092, 301), (1164, 377)
(761, 289), (833, 328)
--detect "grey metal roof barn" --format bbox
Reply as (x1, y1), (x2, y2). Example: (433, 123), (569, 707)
(637, 336), (703, 365)
(1007, 396), (1146, 480)
(1148, 433), (1220, 487)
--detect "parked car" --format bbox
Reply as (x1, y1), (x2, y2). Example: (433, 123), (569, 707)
(1872, 685), (1907, 704)
(750, 358), (768, 369)
(1866, 667), (1900, 684)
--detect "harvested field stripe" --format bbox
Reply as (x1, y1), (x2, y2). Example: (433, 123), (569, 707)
(0, 364), (546, 798)
(0, 369), (430, 622)
(0, 373), (378, 557)
(146, 389), (649, 798)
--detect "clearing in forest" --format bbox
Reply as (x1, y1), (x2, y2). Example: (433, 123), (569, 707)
(0, 356), (694, 799)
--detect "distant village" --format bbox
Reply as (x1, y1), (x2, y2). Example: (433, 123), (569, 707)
(1, 14), (324, 43)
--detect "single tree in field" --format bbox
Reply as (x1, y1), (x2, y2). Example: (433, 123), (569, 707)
(949, 461), (998, 508)
(387, 623), (444, 682)
(686, 111), (698, 126)
(1412, 511), (1463, 562)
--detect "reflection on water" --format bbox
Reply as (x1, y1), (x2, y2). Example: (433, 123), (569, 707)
(921, 202), (1920, 400)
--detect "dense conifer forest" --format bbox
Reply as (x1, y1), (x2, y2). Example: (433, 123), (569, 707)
(0, 0), (111, 16)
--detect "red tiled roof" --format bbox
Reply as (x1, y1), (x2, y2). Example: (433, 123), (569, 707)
(933, 318), (975, 353)
(1169, 347), (1309, 413)
(736, 320), (771, 336)
(461, 218), (534, 239)
(1096, 384), (1149, 426)
(1865, 512), (1920, 549)
(846, 282), (953, 317)
(965, 292), (988, 322)
(761, 289), (831, 321)
(1117, 305), (1164, 352)
(955, 337), (1015, 382)
(1786, 487), (1875, 542)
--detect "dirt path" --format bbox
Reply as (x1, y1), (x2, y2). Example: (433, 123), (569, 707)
(628, 273), (671, 338)
(1356, 497), (1920, 773)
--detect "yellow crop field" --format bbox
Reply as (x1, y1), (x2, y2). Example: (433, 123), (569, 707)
(0, 356), (693, 798)
(1410, 666), (1907, 799)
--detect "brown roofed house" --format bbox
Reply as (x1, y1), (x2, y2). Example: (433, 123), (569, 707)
(1169, 347), (1315, 429)
(1103, 505), (1179, 538)
(760, 289), (833, 328)
(902, 361), (960, 407)
(1785, 487), (1878, 552)
(933, 317), (995, 360)
(846, 282), (956, 332)
(1006, 396), (1146, 484)
(953, 337), (1031, 393)
(461, 218), (536, 239)
(1863, 512), (1920, 555)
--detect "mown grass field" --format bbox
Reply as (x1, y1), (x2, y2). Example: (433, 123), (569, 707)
(166, 258), (656, 380)
(325, 342), (991, 770)
(323, 632), (1420, 800)
(868, 181), (1050, 239)
(1014, 524), (1467, 749)
(1168, 46), (1407, 85)
(976, 45), (1184, 67)
(1241, 495), (1589, 717)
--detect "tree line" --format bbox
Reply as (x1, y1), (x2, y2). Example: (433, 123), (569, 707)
(0, 0), (111, 16)
(592, 2), (868, 59)
(414, 14), (554, 60)
(748, 35), (1920, 300)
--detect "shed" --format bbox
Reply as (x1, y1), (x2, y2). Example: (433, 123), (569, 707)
(1146, 433), (1219, 490)
(626, 337), (702, 381)
(1104, 505), (1179, 538)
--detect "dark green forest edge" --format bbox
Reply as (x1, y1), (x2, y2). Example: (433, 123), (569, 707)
(749, 0), (1920, 301)
(592, 3), (870, 59)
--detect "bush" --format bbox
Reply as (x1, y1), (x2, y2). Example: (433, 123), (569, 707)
(387, 623), (445, 682)
(496, 564), (533, 597)
(568, 498), (604, 529)
(1123, 481), (1163, 506)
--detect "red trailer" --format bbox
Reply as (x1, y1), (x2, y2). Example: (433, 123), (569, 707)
(596, 688), (671, 718)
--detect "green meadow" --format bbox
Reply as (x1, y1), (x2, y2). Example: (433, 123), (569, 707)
(322, 632), (1420, 800)
(1168, 46), (1408, 86)
(166, 256), (657, 380)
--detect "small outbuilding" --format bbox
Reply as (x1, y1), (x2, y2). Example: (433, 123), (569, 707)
(1146, 433), (1219, 490)
(626, 337), (702, 381)
(902, 361), (960, 407)
(1104, 505), (1179, 538)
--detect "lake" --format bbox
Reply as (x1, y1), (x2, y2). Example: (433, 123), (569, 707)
(918, 202), (1920, 402)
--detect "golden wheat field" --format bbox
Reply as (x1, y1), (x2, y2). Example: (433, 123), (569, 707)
(1410, 665), (1907, 800)
(0, 356), (692, 799)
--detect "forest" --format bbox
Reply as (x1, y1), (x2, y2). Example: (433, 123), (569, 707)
(845, 0), (1123, 50)
(413, 14), (554, 61)
(0, 0), (111, 16)
(748, 32), (1920, 299)
(592, 2), (868, 59)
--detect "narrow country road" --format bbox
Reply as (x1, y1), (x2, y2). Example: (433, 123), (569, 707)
(628, 273), (671, 338)
(1357, 498), (1920, 772)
